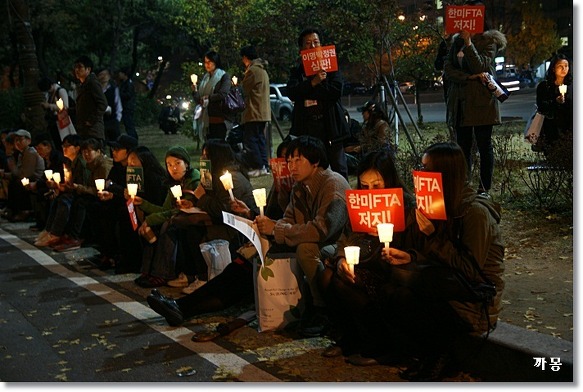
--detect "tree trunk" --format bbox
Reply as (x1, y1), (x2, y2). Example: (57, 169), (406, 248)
(8, 0), (46, 136)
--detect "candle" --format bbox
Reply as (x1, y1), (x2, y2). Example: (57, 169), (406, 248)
(559, 84), (567, 98)
(232, 76), (238, 86)
(127, 183), (138, 198)
(220, 171), (234, 201)
(170, 184), (182, 201)
(44, 169), (53, 181)
(56, 98), (64, 111)
(52, 172), (61, 184)
(95, 179), (105, 192)
(253, 188), (267, 217)
(63, 167), (71, 183)
(344, 246), (360, 274)
(21, 177), (30, 186)
(377, 223), (394, 248)
(190, 73), (198, 85)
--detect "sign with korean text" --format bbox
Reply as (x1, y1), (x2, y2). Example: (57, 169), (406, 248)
(445, 5), (485, 34)
(345, 188), (406, 234)
(126, 166), (144, 192)
(300, 45), (338, 76)
(269, 157), (294, 193)
(413, 170), (447, 220)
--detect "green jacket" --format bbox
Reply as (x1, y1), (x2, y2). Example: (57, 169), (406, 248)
(140, 169), (201, 227)
(412, 187), (505, 333)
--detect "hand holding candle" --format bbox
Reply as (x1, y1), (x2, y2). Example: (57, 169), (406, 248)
(127, 183), (138, 199)
(44, 169), (53, 181)
(52, 172), (61, 184)
(377, 223), (394, 249)
(95, 179), (105, 193)
(220, 171), (235, 201)
(232, 76), (238, 85)
(56, 98), (64, 111)
(344, 246), (360, 274)
(21, 177), (30, 186)
(253, 188), (267, 217)
(170, 184), (182, 201)
(559, 84), (567, 99)
(190, 73), (198, 85)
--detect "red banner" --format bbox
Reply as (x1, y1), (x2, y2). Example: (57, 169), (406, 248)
(300, 45), (338, 76)
(345, 188), (406, 234)
(413, 170), (447, 220)
(445, 5), (485, 34)
(269, 157), (294, 193)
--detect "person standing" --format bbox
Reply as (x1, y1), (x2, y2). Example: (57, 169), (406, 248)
(118, 67), (138, 141)
(535, 53), (573, 167)
(287, 27), (349, 179)
(73, 56), (108, 148)
(97, 68), (122, 145)
(38, 77), (71, 150)
(191, 51), (232, 141)
(240, 45), (271, 177)
(443, 1), (506, 195)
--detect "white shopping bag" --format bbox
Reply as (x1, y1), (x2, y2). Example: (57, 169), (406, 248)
(253, 254), (304, 332)
(199, 239), (231, 281)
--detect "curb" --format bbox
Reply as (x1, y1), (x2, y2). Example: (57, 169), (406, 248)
(455, 322), (573, 381)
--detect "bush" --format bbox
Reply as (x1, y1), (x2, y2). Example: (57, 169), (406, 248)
(134, 93), (162, 127)
(0, 88), (25, 129)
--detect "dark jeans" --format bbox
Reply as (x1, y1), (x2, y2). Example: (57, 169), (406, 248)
(207, 123), (227, 141)
(122, 112), (138, 141)
(243, 121), (268, 170)
(176, 260), (254, 318)
(456, 124), (494, 191)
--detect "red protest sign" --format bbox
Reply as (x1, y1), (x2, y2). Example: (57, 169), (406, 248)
(413, 170), (447, 220)
(445, 5), (485, 34)
(269, 157), (294, 193)
(346, 188), (406, 234)
(300, 45), (338, 76)
(127, 198), (139, 231)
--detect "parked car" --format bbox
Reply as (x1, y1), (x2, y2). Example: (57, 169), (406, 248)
(270, 83), (293, 121)
(398, 81), (414, 94)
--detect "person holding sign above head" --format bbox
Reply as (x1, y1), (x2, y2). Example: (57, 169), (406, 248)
(443, 0), (506, 196)
(287, 27), (349, 180)
(318, 148), (417, 365)
(381, 141), (504, 381)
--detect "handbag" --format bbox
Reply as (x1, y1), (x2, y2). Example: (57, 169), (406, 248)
(524, 107), (545, 145)
(223, 87), (245, 114)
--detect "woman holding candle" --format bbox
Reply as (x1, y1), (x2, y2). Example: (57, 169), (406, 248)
(173, 138), (258, 292)
(133, 146), (200, 288)
(319, 148), (416, 364)
(534, 53), (573, 165)
(380, 142), (504, 381)
(191, 51), (232, 141)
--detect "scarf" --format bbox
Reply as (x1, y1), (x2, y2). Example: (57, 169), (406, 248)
(195, 68), (226, 137)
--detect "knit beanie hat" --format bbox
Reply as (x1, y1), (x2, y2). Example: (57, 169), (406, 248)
(165, 146), (191, 166)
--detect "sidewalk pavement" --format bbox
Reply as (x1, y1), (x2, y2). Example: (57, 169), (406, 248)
(0, 218), (573, 382)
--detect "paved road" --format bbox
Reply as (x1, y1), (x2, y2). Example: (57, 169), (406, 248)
(343, 88), (536, 124)
(2, 221), (480, 383)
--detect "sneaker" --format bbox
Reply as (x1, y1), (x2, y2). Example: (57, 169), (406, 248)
(35, 230), (50, 243)
(181, 279), (207, 295)
(34, 233), (60, 247)
(248, 167), (269, 178)
(52, 237), (83, 252)
(167, 272), (190, 288)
